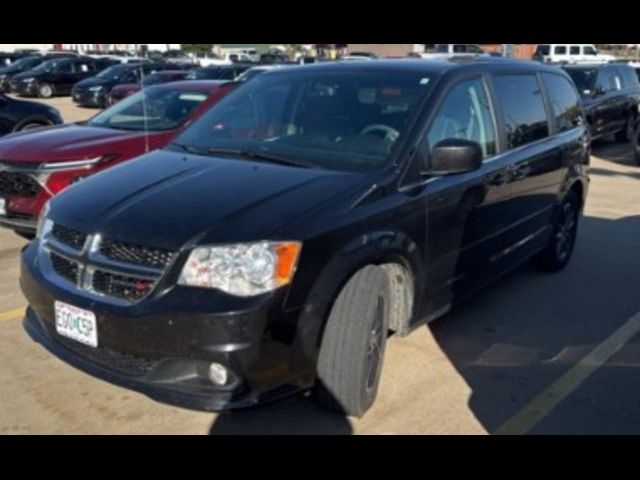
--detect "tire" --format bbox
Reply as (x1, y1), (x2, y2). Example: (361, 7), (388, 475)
(17, 122), (46, 132)
(535, 190), (580, 272)
(632, 118), (640, 166)
(615, 115), (635, 143)
(313, 265), (390, 417)
(37, 83), (53, 99)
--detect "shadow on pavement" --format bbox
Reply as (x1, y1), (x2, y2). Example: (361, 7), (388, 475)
(430, 214), (640, 434)
(591, 138), (638, 168)
(209, 394), (353, 435)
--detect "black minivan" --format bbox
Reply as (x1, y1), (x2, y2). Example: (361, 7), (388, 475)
(21, 59), (590, 417)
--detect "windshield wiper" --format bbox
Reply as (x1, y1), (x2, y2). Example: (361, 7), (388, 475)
(206, 147), (314, 169)
(171, 142), (207, 155)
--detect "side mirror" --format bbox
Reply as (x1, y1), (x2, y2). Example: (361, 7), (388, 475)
(428, 138), (483, 175)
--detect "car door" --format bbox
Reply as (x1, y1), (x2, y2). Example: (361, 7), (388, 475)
(487, 72), (568, 261)
(418, 75), (515, 309)
(592, 67), (624, 135)
(605, 66), (627, 132)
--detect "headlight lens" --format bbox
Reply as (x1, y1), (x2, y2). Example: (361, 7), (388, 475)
(89, 86), (103, 92)
(178, 241), (302, 297)
(23, 77), (34, 83)
(36, 201), (52, 240)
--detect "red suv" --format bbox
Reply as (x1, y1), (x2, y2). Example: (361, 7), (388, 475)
(0, 80), (235, 237)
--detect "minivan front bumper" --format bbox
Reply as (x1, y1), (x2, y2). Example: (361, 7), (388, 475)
(20, 243), (311, 411)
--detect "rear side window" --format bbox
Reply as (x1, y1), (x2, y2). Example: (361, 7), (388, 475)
(570, 46), (580, 55)
(618, 66), (639, 89)
(427, 77), (497, 159)
(554, 46), (567, 55)
(596, 68), (622, 93)
(57, 62), (73, 73)
(493, 74), (549, 149)
(542, 73), (582, 133)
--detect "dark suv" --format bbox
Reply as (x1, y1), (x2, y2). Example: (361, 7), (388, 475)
(21, 59), (590, 417)
(563, 63), (640, 163)
(71, 63), (167, 108)
(10, 57), (108, 98)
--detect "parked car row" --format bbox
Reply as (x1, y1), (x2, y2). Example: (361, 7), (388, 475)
(0, 56), (608, 420)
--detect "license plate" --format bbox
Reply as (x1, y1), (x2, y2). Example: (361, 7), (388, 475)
(0, 198), (5, 216)
(55, 301), (98, 348)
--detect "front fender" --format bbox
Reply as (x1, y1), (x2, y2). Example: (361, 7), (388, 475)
(285, 228), (424, 373)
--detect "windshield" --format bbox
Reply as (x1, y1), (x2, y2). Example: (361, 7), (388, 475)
(31, 59), (66, 73)
(96, 65), (133, 80)
(187, 68), (221, 80)
(88, 88), (210, 131)
(173, 69), (433, 173)
(3, 56), (42, 73)
(565, 68), (598, 95)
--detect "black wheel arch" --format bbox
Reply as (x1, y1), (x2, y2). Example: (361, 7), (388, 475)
(12, 115), (53, 132)
(287, 229), (424, 370)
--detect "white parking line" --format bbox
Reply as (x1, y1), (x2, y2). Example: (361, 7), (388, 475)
(495, 310), (640, 435)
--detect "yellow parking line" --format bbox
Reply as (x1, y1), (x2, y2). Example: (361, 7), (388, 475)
(495, 310), (640, 435)
(0, 307), (25, 323)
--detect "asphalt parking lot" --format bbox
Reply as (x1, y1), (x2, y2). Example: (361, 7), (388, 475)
(1, 97), (640, 435)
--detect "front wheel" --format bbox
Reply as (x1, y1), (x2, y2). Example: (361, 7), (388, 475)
(632, 119), (640, 166)
(615, 115), (635, 143)
(535, 190), (580, 272)
(37, 83), (53, 99)
(313, 266), (390, 417)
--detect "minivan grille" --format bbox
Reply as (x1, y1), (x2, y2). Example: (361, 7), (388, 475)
(52, 224), (88, 250)
(55, 333), (157, 377)
(100, 239), (174, 269)
(50, 252), (80, 285)
(46, 223), (174, 304)
(0, 171), (41, 197)
(92, 270), (156, 303)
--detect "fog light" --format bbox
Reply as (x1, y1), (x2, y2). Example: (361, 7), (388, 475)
(208, 363), (228, 386)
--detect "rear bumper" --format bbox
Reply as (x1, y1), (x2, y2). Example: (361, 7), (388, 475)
(0, 214), (37, 235)
(72, 90), (105, 107)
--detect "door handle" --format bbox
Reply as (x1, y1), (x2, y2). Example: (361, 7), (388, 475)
(512, 164), (531, 181)
(487, 169), (512, 186)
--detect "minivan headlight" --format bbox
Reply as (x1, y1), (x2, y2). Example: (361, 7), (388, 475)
(36, 201), (52, 240)
(89, 86), (104, 92)
(178, 241), (302, 297)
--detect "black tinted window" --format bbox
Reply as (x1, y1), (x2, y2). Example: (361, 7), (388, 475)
(618, 66), (639, 89)
(596, 68), (622, 93)
(493, 74), (549, 149)
(555, 46), (567, 55)
(542, 73), (582, 133)
(57, 62), (73, 73)
(570, 46), (580, 55)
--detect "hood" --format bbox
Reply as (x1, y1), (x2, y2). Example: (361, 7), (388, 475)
(0, 124), (168, 163)
(13, 70), (45, 81)
(74, 77), (118, 90)
(49, 150), (368, 250)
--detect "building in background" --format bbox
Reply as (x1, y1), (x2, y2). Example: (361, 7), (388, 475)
(0, 44), (181, 54)
(345, 44), (538, 59)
